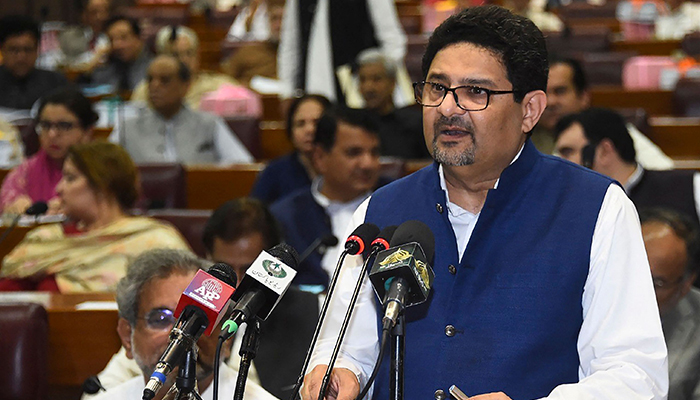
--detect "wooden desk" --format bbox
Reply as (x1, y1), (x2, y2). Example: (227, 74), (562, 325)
(648, 117), (700, 158)
(0, 225), (32, 259)
(185, 163), (265, 209)
(611, 39), (682, 56)
(260, 122), (294, 160)
(590, 86), (675, 116)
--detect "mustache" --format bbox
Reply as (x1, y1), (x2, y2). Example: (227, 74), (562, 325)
(433, 115), (473, 133)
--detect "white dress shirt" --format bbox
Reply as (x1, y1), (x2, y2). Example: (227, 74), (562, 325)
(90, 362), (278, 400)
(277, 0), (406, 100)
(311, 177), (371, 280)
(308, 167), (668, 399)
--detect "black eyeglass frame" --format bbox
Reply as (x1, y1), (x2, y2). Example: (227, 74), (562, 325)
(413, 81), (520, 111)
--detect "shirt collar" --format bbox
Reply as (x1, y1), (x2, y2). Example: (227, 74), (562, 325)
(311, 177), (370, 211)
(438, 143), (525, 217)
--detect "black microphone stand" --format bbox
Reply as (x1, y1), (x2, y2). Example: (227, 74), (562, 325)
(390, 313), (405, 400)
(172, 347), (203, 400)
(288, 251), (348, 400)
(316, 249), (380, 400)
(233, 319), (261, 400)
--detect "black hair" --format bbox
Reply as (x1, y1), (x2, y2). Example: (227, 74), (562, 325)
(421, 5), (548, 103)
(104, 15), (140, 37)
(553, 107), (636, 164)
(639, 208), (700, 276)
(549, 56), (588, 95)
(202, 198), (282, 255)
(0, 15), (40, 47)
(314, 107), (381, 152)
(37, 87), (99, 129)
(285, 94), (332, 140)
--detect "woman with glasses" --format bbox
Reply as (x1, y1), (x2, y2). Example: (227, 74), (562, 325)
(0, 142), (190, 292)
(0, 87), (95, 215)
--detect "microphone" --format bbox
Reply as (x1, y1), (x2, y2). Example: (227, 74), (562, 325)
(143, 263), (237, 400)
(298, 233), (339, 264)
(0, 202), (49, 247)
(369, 220), (436, 331)
(220, 243), (299, 341)
(25, 202), (49, 216)
(345, 223), (380, 256)
(370, 225), (398, 253)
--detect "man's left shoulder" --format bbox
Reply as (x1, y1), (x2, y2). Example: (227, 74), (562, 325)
(537, 152), (615, 188)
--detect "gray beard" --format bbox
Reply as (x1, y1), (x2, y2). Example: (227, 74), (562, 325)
(432, 136), (476, 166)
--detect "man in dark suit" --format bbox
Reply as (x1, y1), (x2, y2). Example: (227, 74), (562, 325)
(270, 107), (382, 291)
(0, 15), (68, 110)
(641, 208), (700, 400)
(202, 198), (319, 399)
(554, 107), (700, 229)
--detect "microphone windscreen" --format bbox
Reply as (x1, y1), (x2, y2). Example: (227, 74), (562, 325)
(371, 225), (398, 251)
(321, 234), (339, 247)
(25, 201), (48, 216)
(390, 220), (436, 262)
(208, 263), (238, 288)
(268, 243), (300, 269)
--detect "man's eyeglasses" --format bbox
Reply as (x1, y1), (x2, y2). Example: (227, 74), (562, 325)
(139, 308), (177, 331)
(36, 120), (79, 135)
(413, 81), (518, 111)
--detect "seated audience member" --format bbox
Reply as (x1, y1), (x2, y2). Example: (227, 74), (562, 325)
(356, 49), (428, 159)
(202, 198), (319, 398)
(0, 115), (24, 168)
(222, 0), (284, 87)
(131, 26), (237, 108)
(84, 16), (152, 92)
(90, 249), (277, 400)
(640, 208), (700, 400)
(82, 198), (318, 399)
(0, 88), (95, 215)
(504, 0), (563, 32)
(655, 0), (700, 39)
(270, 107), (381, 290)
(44, 0), (112, 70)
(0, 15), (68, 110)
(0, 142), (190, 293)
(226, 0), (274, 42)
(109, 55), (253, 165)
(250, 94), (331, 203)
(534, 57), (673, 170)
(554, 107), (700, 228)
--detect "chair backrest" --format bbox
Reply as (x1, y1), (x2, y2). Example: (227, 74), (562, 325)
(224, 116), (261, 159)
(148, 209), (213, 256)
(681, 31), (700, 57)
(582, 51), (637, 87)
(136, 163), (187, 209)
(673, 77), (700, 117)
(0, 303), (49, 400)
(545, 27), (611, 58)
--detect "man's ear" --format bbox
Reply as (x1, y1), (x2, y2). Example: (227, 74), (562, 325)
(521, 90), (547, 134)
(117, 318), (135, 359)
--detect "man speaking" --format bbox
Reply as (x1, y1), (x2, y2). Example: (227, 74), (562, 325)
(302, 5), (667, 400)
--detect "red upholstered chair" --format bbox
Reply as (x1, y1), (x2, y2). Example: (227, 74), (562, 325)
(0, 303), (49, 400)
(225, 116), (261, 159)
(545, 27), (612, 58)
(148, 209), (213, 257)
(136, 163), (188, 209)
(672, 77), (700, 117)
(681, 32), (700, 56)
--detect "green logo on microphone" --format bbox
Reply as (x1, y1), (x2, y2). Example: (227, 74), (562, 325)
(262, 259), (287, 278)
